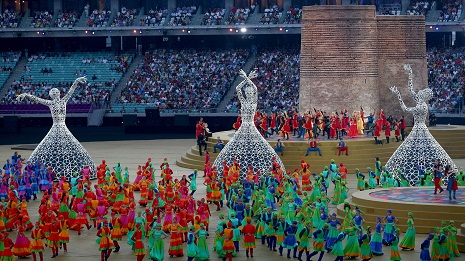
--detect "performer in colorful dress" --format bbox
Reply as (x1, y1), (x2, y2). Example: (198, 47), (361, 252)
(280, 220), (298, 258)
(242, 217), (256, 258)
(149, 224), (167, 261)
(420, 233), (434, 261)
(30, 222), (45, 261)
(110, 212), (122, 252)
(383, 209), (398, 246)
(13, 219), (32, 258)
(360, 226), (373, 261)
(307, 223), (328, 261)
(389, 228), (401, 261)
(1, 232), (15, 261)
(370, 216), (384, 256)
(58, 215), (69, 253)
(399, 212), (415, 250)
(195, 223), (210, 260)
(343, 222), (361, 259)
(437, 227), (450, 261)
(131, 223), (146, 261)
(331, 231), (347, 261)
(96, 220), (114, 261)
(168, 217), (184, 257)
(221, 222), (235, 261)
(47, 219), (60, 258)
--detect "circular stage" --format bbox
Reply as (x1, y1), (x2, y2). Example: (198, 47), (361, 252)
(370, 186), (465, 205)
(337, 187), (465, 234)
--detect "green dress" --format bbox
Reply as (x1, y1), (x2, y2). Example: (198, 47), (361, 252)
(343, 227), (361, 258)
(196, 229), (210, 260)
(149, 230), (167, 261)
(187, 232), (198, 258)
(399, 218), (415, 249)
(390, 235), (401, 260)
(360, 233), (373, 260)
(298, 227), (310, 251)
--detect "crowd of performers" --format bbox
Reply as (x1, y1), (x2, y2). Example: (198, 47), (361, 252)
(0, 151), (464, 261)
(231, 108), (407, 145)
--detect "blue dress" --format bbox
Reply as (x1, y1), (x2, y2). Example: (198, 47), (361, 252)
(370, 222), (384, 255)
(383, 215), (396, 245)
(420, 238), (431, 261)
(282, 226), (298, 249)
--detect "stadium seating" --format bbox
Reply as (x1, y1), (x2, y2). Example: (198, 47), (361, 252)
(141, 8), (168, 26)
(226, 48), (300, 112)
(54, 10), (80, 28)
(2, 52), (133, 106)
(113, 49), (250, 112)
(168, 6), (197, 26)
(0, 9), (21, 28)
(0, 52), (21, 91)
(112, 7), (138, 26)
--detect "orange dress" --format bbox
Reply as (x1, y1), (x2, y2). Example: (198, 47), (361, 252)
(30, 228), (45, 252)
(222, 227), (235, 252)
(97, 227), (115, 251)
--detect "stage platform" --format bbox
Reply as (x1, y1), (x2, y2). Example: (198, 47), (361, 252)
(337, 187), (465, 252)
(177, 125), (465, 172)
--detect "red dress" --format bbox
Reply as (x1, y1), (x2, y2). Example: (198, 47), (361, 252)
(46, 223), (60, 247)
(283, 119), (291, 133)
(385, 122), (391, 137)
(1, 237), (15, 259)
(348, 117), (358, 138)
(13, 225), (31, 257)
(131, 229), (146, 255)
(242, 223), (256, 248)
(394, 122), (401, 137)
(374, 121), (382, 137)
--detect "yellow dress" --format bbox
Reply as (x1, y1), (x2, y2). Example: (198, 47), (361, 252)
(357, 116), (364, 135)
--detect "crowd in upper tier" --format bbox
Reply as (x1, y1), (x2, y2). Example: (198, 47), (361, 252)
(226, 48), (300, 112)
(437, 0), (462, 22)
(117, 49), (250, 110)
(0, 46), (463, 113)
(427, 47), (465, 113)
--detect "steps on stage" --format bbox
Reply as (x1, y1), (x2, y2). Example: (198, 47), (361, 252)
(176, 125), (465, 172)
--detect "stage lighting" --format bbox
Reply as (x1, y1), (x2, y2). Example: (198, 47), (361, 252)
(429, 26), (433, 29)
(235, 29), (239, 33)
(92, 31), (95, 35)
(37, 31), (40, 35)
(285, 29), (289, 32)
(229, 28), (233, 32)
(133, 29), (137, 33)
(240, 28), (247, 33)
(435, 27), (439, 30)
(85, 30), (88, 34)
(187, 30), (191, 34)
(182, 29), (185, 33)
(139, 30), (142, 34)
(279, 27), (283, 31)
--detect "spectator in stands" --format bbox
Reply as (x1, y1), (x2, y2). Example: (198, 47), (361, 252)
(284, 7), (302, 24)
(88, 9), (111, 27)
(226, 48), (300, 112)
(225, 7), (251, 25)
(260, 5), (282, 25)
(437, 0), (461, 22)
(427, 47), (465, 113)
(55, 10), (80, 28)
(406, 0), (429, 15)
(112, 7), (138, 26)
(202, 8), (225, 25)
(30, 11), (53, 28)
(118, 49), (249, 110)
(168, 6), (196, 26)
(0, 9), (22, 28)
(143, 8), (168, 26)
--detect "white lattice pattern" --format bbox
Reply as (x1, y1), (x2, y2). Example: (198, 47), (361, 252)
(17, 76), (97, 180)
(387, 65), (455, 186)
(213, 70), (285, 177)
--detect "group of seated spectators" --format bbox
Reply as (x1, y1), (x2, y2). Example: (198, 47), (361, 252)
(88, 9), (111, 27)
(283, 7), (302, 24)
(54, 10), (80, 27)
(259, 5), (282, 25)
(2, 79), (116, 105)
(41, 68), (53, 74)
(427, 48), (465, 113)
(378, 2), (402, 15)
(0, 9), (21, 28)
(142, 8), (168, 26)
(438, 0), (462, 22)
(201, 8), (225, 25)
(1, 51), (21, 63)
(30, 10), (53, 28)
(112, 7), (138, 26)
(406, 0), (429, 15)
(118, 49), (250, 110)
(225, 7), (252, 25)
(226, 48), (300, 112)
(168, 6), (196, 26)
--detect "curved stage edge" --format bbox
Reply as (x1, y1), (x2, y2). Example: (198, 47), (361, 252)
(337, 186), (465, 252)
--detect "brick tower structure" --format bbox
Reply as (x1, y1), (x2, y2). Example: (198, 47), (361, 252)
(299, 5), (426, 117)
